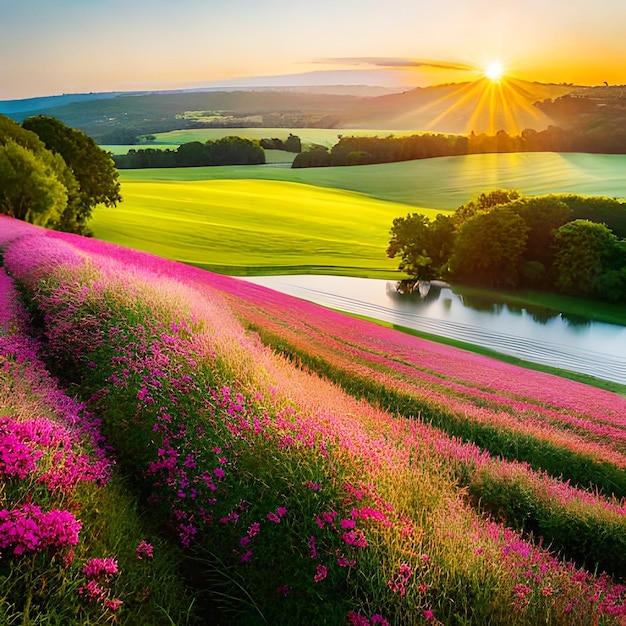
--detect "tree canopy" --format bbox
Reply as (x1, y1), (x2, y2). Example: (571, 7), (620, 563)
(387, 213), (454, 280)
(0, 114), (121, 234)
(113, 136), (265, 169)
(22, 115), (122, 228)
(387, 190), (626, 302)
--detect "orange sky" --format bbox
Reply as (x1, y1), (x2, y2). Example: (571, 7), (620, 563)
(1, 0), (625, 100)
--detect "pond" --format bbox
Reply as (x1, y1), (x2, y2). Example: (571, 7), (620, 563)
(240, 275), (626, 385)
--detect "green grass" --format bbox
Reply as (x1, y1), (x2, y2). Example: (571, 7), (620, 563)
(113, 151), (626, 210)
(90, 179), (434, 276)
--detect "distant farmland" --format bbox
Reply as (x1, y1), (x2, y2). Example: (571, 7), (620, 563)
(111, 151), (626, 209)
(90, 152), (626, 275)
(90, 179), (426, 276)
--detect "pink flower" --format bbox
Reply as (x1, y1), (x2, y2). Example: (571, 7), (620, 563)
(277, 585), (292, 596)
(347, 611), (370, 626)
(313, 564), (327, 582)
(247, 522), (260, 537)
(309, 535), (317, 559)
(423, 609), (435, 620)
(104, 598), (123, 611)
(321, 510), (337, 524)
(83, 557), (118, 578)
(136, 540), (153, 560)
(277, 506), (287, 517)
(267, 512), (281, 523)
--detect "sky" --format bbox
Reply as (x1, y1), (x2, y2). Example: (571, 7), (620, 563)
(2, 0), (626, 101)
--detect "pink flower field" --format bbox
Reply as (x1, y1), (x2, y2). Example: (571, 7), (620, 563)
(1, 215), (625, 624)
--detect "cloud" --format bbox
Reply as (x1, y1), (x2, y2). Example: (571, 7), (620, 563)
(316, 57), (476, 72)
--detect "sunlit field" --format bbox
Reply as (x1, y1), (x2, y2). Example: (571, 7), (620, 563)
(1, 216), (625, 624)
(90, 152), (626, 275)
(113, 151), (626, 209)
(90, 179), (429, 276)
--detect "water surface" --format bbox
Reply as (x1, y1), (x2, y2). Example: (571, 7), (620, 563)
(240, 275), (626, 385)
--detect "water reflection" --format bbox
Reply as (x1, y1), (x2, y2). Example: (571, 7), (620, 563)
(240, 275), (626, 385)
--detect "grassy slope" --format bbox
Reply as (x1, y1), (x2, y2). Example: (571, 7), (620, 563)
(90, 179), (435, 276)
(112, 151), (626, 209)
(92, 152), (626, 277)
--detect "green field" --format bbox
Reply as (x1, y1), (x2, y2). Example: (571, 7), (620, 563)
(113, 151), (626, 209)
(90, 179), (430, 276)
(91, 152), (626, 275)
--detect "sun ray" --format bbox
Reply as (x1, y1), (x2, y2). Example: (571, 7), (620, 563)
(485, 61), (503, 82)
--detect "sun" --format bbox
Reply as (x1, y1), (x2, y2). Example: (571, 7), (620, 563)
(484, 60), (504, 82)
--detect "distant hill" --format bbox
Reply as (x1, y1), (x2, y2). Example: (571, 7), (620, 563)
(337, 79), (579, 134)
(0, 92), (130, 115)
(4, 80), (621, 141)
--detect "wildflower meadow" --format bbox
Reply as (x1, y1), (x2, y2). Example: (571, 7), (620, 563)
(1, 214), (625, 624)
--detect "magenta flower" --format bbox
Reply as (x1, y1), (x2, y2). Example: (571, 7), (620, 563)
(78, 579), (107, 603)
(136, 540), (154, 560)
(104, 598), (123, 612)
(83, 557), (119, 578)
(313, 564), (327, 582)
(309, 535), (317, 559)
(423, 609), (435, 620)
(267, 512), (281, 523)
(347, 611), (370, 626)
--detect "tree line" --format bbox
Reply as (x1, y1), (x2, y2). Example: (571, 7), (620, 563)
(292, 125), (626, 168)
(388, 191), (626, 303)
(113, 136), (265, 169)
(0, 115), (121, 234)
(259, 133), (302, 153)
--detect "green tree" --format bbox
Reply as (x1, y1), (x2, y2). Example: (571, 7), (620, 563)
(510, 196), (573, 275)
(553, 220), (618, 296)
(387, 213), (433, 279)
(449, 208), (529, 287)
(284, 133), (302, 153)
(0, 139), (68, 227)
(22, 115), (122, 231)
(1, 115), (81, 230)
(452, 189), (521, 227)
(387, 213), (454, 280)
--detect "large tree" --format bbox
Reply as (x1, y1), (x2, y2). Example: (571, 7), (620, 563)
(449, 207), (529, 288)
(553, 220), (618, 296)
(511, 196), (572, 265)
(387, 213), (454, 280)
(0, 139), (68, 227)
(22, 115), (121, 231)
(452, 189), (521, 228)
(0, 115), (80, 229)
